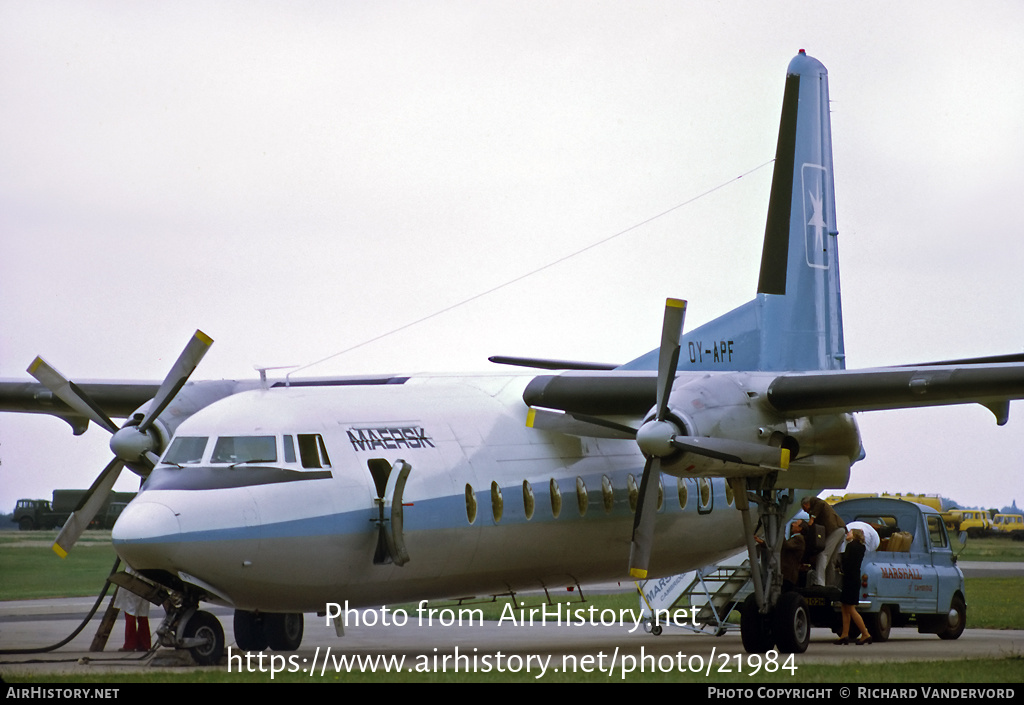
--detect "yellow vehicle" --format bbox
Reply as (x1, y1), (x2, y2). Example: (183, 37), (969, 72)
(947, 509), (993, 538)
(825, 492), (966, 533)
(991, 513), (1024, 539)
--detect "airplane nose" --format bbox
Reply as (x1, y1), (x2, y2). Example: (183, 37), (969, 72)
(111, 499), (182, 569)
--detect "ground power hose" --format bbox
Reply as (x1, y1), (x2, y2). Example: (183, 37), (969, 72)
(0, 556), (141, 658)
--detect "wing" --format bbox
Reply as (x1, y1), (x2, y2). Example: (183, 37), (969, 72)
(523, 362), (1024, 425)
(767, 363), (1024, 425)
(0, 379), (162, 434)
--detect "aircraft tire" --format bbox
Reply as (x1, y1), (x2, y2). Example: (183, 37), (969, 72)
(740, 594), (774, 654)
(265, 612), (304, 651)
(937, 595), (966, 640)
(772, 592), (810, 654)
(865, 605), (892, 642)
(183, 610), (225, 666)
(233, 610), (268, 651)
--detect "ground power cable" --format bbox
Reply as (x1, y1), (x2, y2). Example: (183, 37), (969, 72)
(0, 556), (150, 663)
(285, 158), (774, 381)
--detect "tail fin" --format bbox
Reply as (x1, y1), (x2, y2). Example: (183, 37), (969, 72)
(622, 50), (845, 373)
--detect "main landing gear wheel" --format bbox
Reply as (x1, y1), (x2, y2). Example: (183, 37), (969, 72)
(773, 592), (810, 654)
(265, 612), (304, 651)
(183, 610), (225, 666)
(740, 594), (774, 654)
(233, 610), (268, 651)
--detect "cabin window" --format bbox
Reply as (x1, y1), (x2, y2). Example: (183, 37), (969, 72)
(677, 478), (689, 509)
(627, 474), (638, 513)
(465, 484), (477, 524)
(211, 436), (276, 465)
(697, 477), (713, 515)
(601, 475), (614, 513)
(491, 481), (503, 523)
(576, 476), (588, 517)
(297, 434), (331, 469)
(549, 478), (562, 518)
(283, 435), (297, 464)
(523, 481), (535, 520)
(163, 436), (208, 465)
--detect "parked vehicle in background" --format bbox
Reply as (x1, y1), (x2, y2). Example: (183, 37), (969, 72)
(11, 490), (136, 531)
(947, 509), (993, 538)
(991, 513), (1024, 540)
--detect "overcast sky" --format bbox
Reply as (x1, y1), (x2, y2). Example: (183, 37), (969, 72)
(2, 1), (1022, 514)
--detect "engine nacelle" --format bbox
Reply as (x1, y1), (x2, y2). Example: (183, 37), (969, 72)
(651, 372), (859, 479)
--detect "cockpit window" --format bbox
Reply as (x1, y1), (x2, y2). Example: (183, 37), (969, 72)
(163, 436), (208, 465)
(297, 433), (331, 469)
(211, 436), (277, 465)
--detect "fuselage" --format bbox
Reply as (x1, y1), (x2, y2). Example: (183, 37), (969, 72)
(112, 373), (750, 611)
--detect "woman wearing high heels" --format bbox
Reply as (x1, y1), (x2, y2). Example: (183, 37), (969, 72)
(835, 528), (872, 645)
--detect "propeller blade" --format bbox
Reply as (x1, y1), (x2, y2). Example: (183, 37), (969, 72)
(52, 459), (124, 558)
(628, 457), (661, 579)
(655, 299), (686, 422)
(137, 330), (213, 433)
(27, 357), (119, 434)
(670, 436), (790, 471)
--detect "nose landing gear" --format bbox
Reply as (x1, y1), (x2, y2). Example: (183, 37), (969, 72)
(110, 569), (227, 665)
(177, 609), (225, 666)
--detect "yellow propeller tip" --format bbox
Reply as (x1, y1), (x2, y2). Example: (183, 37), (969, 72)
(52, 544), (68, 559)
(629, 568), (648, 579)
(666, 298), (686, 309)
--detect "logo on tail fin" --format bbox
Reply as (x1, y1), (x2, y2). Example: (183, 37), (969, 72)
(802, 163), (830, 270)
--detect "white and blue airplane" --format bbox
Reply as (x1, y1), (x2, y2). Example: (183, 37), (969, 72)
(3, 50), (1023, 663)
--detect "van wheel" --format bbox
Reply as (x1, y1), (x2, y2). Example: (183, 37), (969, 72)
(938, 595), (966, 640)
(866, 605), (892, 642)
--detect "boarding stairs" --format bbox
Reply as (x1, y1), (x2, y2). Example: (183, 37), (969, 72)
(638, 558), (751, 636)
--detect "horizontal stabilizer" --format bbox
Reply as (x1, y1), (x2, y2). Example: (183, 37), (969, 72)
(489, 355), (619, 371)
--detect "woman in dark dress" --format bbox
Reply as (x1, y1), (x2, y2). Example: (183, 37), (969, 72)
(835, 528), (872, 645)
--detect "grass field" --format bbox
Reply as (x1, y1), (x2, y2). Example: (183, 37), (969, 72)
(2, 531), (1022, 683)
(2, 531), (1023, 628)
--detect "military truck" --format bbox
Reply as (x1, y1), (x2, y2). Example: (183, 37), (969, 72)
(11, 490), (136, 531)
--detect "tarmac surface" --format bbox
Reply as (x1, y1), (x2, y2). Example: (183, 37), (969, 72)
(1, 562), (1022, 680)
